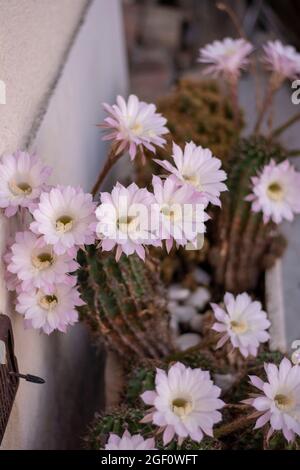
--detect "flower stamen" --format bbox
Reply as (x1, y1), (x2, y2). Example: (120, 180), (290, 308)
(274, 394), (294, 411)
(230, 319), (248, 334)
(9, 180), (32, 196)
(117, 215), (138, 233)
(56, 215), (74, 233)
(267, 182), (284, 201)
(39, 294), (58, 311)
(172, 398), (193, 418)
(32, 252), (55, 270)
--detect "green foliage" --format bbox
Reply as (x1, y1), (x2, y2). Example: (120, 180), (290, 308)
(125, 348), (228, 406)
(86, 406), (222, 450)
(85, 348), (295, 450)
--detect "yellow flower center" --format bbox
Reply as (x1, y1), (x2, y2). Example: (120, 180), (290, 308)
(9, 180), (32, 196)
(56, 215), (73, 233)
(131, 122), (143, 135)
(224, 47), (237, 57)
(230, 319), (248, 334)
(183, 174), (200, 188)
(39, 294), (58, 311)
(160, 204), (182, 223)
(117, 215), (137, 233)
(267, 182), (284, 201)
(32, 252), (55, 270)
(172, 398), (193, 418)
(274, 394), (294, 411)
(160, 205), (176, 221)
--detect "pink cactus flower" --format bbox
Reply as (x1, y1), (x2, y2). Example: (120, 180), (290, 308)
(246, 159), (300, 224)
(211, 292), (270, 358)
(262, 40), (300, 80)
(141, 362), (224, 445)
(155, 141), (227, 207)
(152, 175), (208, 252)
(7, 231), (78, 290)
(101, 94), (168, 160)
(105, 430), (156, 450)
(0, 151), (51, 217)
(30, 186), (96, 256)
(198, 38), (253, 79)
(247, 358), (300, 443)
(16, 283), (84, 334)
(96, 182), (160, 261)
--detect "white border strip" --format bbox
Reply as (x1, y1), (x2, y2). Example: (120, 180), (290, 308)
(265, 259), (287, 352)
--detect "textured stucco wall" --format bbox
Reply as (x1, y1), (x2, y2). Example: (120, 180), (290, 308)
(0, 0), (90, 154)
(0, 0), (128, 449)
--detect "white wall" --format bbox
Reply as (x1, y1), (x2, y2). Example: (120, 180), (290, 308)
(0, 0), (128, 449)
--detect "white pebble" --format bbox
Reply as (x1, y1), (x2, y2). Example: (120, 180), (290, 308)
(189, 314), (203, 332)
(187, 287), (211, 310)
(176, 333), (201, 351)
(193, 268), (211, 286)
(167, 285), (190, 301)
(213, 373), (236, 393)
(167, 300), (178, 314)
(171, 305), (197, 322)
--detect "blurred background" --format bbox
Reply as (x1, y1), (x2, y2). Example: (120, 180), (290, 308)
(123, 0), (300, 100)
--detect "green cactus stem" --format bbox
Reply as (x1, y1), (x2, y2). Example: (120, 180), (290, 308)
(209, 136), (287, 294)
(77, 246), (173, 361)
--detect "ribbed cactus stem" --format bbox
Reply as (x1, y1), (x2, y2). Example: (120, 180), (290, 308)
(209, 136), (287, 294)
(77, 247), (173, 361)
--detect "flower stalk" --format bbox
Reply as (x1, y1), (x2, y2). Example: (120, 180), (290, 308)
(92, 146), (122, 196)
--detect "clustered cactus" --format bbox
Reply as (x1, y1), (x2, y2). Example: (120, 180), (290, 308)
(79, 31), (300, 451)
(157, 79), (242, 159)
(135, 78), (242, 188)
(85, 346), (299, 450)
(209, 136), (287, 294)
(77, 246), (173, 360)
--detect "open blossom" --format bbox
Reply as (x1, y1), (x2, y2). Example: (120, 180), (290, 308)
(246, 160), (300, 224)
(211, 292), (270, 358)
(16, 283), (84, 334)
(7, 231), (78, 290)
(152, 175), (208, 253)
(96, 182), (159, 261)
(101, 94), (168, 160)
(105, 431), (156, 450)
(155, 142), (227, 207)
(198, 38), (253, 78)
(0, 151), (51, 217)
(30, 186), (96, 256)
(141, 362), (224, 445)
(3, 247), (22, 293)
(262, 40), (300, 80)
(247, 358), (300, 442)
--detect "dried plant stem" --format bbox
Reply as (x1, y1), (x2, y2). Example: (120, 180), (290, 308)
(228, 76), (240, 128)
(287, 149), (300, 157)
(251, 57), (262, 118)
(92, 146), (123, 196)
(214, 411), (259, 439)
(272, 111), (300, 138)
(254, 74), (282, 134)
(216, 2), (246, 39)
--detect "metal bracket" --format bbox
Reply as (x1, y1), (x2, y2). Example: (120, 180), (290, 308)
(0, 314), (19, 445)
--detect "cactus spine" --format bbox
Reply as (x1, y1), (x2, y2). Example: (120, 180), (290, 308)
(77, 246), (173, 360)
(209, 136), (287, 294)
